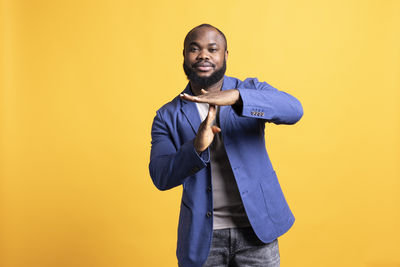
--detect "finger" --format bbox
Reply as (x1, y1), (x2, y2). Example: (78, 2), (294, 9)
(180, 93), (199, 101)
(180, 93), (193, 100)
(211, 126), (221, 134)
(205, 105), (217, 125)
(200, 89), (208, 94)
(180, 93), (208, 103)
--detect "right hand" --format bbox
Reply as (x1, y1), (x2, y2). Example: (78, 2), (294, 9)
(194, 104), (221, 154)
(180, 89), (240, 106)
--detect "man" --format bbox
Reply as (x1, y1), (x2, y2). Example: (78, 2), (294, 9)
(149, 24), (303, 267)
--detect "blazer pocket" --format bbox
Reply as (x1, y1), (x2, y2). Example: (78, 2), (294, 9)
(259, 171), (291, 225)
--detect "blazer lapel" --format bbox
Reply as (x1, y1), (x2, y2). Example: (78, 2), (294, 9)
(181, 84), (201, 134)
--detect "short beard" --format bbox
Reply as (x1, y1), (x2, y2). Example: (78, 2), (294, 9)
(183, 58), (226, 89)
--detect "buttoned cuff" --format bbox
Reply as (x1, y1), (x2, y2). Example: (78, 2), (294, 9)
(184, 140), (210, 176)
(237, 88), (266, 118)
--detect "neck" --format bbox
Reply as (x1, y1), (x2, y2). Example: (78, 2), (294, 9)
(190, 77), (224, 96)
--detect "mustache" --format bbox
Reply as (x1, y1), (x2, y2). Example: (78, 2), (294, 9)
(192, 61), (215, 68)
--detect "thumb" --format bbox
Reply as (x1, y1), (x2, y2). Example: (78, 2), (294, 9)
(211, 126), (221, 134)
(200, 89), (208, 95)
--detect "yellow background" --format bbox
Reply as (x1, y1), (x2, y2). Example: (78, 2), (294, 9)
(1, 0), (399, 266)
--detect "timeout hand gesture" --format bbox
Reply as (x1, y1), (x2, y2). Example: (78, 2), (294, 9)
(180, 89), (240, 154)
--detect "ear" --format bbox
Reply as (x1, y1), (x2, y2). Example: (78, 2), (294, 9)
(225, 50), (229, 61)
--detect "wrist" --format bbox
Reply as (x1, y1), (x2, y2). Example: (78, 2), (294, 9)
(193, 139), (203, 155)
(233, 89), (240, 104)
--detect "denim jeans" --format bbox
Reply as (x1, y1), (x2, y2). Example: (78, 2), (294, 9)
(202, 227), (280, 267)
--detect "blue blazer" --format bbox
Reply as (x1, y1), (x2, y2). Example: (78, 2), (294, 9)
(149, 76), (303, 267)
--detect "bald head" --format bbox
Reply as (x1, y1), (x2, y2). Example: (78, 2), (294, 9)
(184, 24), (228, 51)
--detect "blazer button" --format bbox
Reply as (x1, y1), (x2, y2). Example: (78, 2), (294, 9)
(206, 211), (212, 218)
(207, 186), (212, 192)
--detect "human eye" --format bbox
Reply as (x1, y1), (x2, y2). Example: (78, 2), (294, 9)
(189, 46), (199, 52)
(209, 47), (218, 53)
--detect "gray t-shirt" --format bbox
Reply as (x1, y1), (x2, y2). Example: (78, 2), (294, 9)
(196, 102), (251, 230)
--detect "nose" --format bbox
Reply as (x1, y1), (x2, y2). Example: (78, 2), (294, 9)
(196, 49), (209, 60)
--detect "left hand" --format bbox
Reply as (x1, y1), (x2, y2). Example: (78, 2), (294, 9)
(180, 89), (240, 106)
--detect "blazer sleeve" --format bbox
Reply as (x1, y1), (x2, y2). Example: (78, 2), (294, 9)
(148, 111), (210, 191)
(236, 78), (303, 125)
